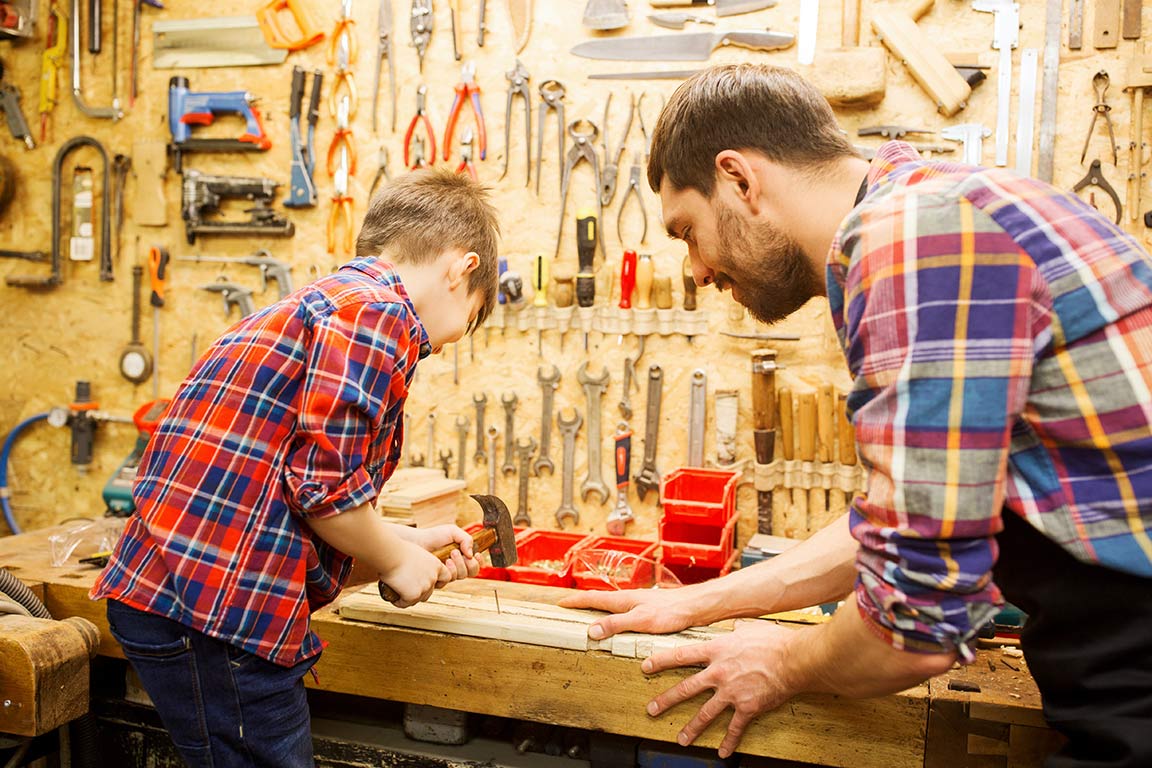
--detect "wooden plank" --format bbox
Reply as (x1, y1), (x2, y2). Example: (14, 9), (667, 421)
(311, 605), (930, 768)
(870, 1), (972, 116)
(1122, 0), (1141, 39)
(1095, 0), (1121, 48)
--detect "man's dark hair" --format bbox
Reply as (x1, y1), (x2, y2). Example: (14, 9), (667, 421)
(648, 64), (857, 197)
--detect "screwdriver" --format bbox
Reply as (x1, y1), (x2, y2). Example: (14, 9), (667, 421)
(617, 249), (637, 346)
(635, 252), (654, 310)
(148, 245), (170, 399)
(532, 253), (549, 356)
(682, 254), (698, 344)
(575, 206), (597, 351)
(552, 264), (575, 353)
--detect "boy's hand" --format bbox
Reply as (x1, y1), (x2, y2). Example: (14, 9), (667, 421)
(378, 539), (454, 608)
(391, 524), (481, 585)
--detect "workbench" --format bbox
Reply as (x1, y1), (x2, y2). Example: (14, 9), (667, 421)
(0, 525), (1061, 768)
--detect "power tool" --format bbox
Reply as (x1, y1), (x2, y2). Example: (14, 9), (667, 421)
(167, 76), (271, 173)
(102, 399), (169, 517)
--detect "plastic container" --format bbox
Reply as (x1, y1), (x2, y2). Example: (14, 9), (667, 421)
(658, 548), (740, 586)
(464, 522), (529, 580)
(660, 468), (740, 526)
(570, 535), (659, 590)
(504, 529), (593, 587)
(659, 514), (737, 570)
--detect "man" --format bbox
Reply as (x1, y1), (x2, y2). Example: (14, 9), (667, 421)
(561, 64), (1152, 767)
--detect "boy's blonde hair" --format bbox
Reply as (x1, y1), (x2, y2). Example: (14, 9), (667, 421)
(357, 168), (500, 331)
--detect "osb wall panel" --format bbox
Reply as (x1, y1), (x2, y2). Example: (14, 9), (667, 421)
(1, 0), (1149, 550)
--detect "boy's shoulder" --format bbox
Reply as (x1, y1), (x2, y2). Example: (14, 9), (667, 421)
(310, 258), (413, 315)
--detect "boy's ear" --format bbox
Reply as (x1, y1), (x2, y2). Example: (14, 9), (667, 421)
(449, 250), (480, 288)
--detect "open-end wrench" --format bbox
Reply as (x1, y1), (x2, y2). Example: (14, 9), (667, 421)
(513, 436), (537, 525)
(618, 355), (637, 420)
(577, 362), (611, 505)
(555, 407), (583, 529)
(455, 415), (469, 480)
(486, 425), (499, 495)
(501, 392), (518, 475)
(606, 421), (634, 535)
(534, 365), (560, 476)
(473, 393), (488, 464)
(687, 369), (706, 467)
(633, 364), (663, 502)
(438, 449), (453, 476)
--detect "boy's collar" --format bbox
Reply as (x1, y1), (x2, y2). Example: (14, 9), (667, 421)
(341, 257), (433, 359)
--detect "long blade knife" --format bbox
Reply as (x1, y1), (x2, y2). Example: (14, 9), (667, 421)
(571, 29), (794, 61)
(649, 0), (778, 16)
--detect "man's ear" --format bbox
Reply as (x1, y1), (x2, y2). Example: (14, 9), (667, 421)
(715, 150), (761, 215)
(449, 250), (480, 289)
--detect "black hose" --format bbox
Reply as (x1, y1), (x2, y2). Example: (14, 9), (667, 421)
(0, 567), (51, 619)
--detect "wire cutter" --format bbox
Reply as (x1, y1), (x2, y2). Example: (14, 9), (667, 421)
(327, 0), (358, 65)
(329, 33), (358, 119)
(404, 85), (437, 169)
(456, 127), (478, 181)
(500, 59), (531, 185)
(617, 151), (647, 246)
(535, 80), (566, 196)
(444, 62), (487, 162)
(327, 93), (357, 177)
(373, 0), (396, 133)
(370, 146), (390, 198)
(555, 119), (605, 260)
(599, 91), (634, 207)
(410, 0), (433, 71)
(1081, 69), (1117, 166)
(327, 146), (354, 256)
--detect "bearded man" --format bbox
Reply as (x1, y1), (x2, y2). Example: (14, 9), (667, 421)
(562, 64), (1152, 768)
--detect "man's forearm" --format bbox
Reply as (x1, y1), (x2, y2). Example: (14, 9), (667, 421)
(786, 594), (958, 699)
(305, 503), (406, 575)
(691, 512), (859, 625)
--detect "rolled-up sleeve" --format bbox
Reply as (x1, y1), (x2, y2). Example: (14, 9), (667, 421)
(283, 301), (417, 520)
(835, 190), (1043, 660)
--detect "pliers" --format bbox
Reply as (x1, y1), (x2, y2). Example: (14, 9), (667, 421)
(535, 80), (566, 196)
(443, 62), (486, 162)
(456, 127), (478, 181)
(327, 0), (358, 65)
(329, 33), (358, 119)
(404, 85), (436, 169)
(600, 91), (634, 207)
(637, 91), (664, 161)
(369, 146), (390, 198)
(617, 151), (647, 246)
(500, 58), (531, 185)
(327, 146), (354, 256)
(1081, 69), (1117, 166)
(326, 93), (358, 177)
(555, 119), (605, 260)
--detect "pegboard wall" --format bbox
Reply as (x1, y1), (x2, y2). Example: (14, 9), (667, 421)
(1, 0), (1149, 551)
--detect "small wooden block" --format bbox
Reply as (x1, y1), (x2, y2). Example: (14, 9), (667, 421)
(871, 5), (972, 116)
(1095, 0), (1121, 48)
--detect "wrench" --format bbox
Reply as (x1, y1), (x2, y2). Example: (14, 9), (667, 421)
(577, 361), (611, 505)
(473, 393), (488, 464)
(555, 407), (583, 528)
(486, 425), (499, 495)
(633, 364), (663, 502)
(687, 369), (706, 467)
(501, 392), (518, 475)
(438, 449), (453, 476)
(618, 355), (638, 420)
(513, 436), (537, 525)
(455, 415), (470, 480)
(606, 421), (634, 535)
(534, 365), (561, 476)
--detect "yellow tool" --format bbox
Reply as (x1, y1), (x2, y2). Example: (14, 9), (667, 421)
(38, 0), (67, 144)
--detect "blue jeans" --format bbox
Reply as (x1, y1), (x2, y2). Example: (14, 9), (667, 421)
(106, 599), (317, 767)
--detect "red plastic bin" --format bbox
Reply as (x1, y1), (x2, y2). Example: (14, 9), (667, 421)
(660, 468), (740, 526)
(658, 548), (740, 586)
(659, 513), (737, 569)
(464, 523), (529, 580)
(570, 535), (659, 591)
(504, 530), (593, 587)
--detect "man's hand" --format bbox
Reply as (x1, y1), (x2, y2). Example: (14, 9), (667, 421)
(391, 524), (480, 585)
(557, 588), (698, 640)
(642, 619), (800, 759)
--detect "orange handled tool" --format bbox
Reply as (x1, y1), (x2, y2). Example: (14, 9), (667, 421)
(619, 249), (637, 309)
(256, 0), (325, 50)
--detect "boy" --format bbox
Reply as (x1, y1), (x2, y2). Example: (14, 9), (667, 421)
(91, 169), (500, 767)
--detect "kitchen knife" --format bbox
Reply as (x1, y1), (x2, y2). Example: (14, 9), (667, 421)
(571, 29), (794, 61)
(649, 0), (777, 16)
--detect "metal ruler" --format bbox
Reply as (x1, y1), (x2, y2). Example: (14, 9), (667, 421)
(1016, 48), (1039, 177)
(973, 0), (1020, 168)
(1037, 0), (1062, 182)
(1069, 0), (1083, 49)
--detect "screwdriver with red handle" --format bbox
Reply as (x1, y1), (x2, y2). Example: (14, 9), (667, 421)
(619, 248), (637, 310)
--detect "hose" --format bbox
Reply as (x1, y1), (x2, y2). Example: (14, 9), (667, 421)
(0, 566), (51, 619)
(1, 412), (50, 536)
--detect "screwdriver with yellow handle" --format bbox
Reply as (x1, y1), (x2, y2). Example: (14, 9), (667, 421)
(532, 253), (549, 356)
(575, 206), (597, 351)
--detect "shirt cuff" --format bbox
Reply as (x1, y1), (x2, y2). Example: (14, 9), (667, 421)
(283, 464), (376, 520)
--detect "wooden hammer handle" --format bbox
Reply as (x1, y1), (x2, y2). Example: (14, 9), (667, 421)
(378, 527), (495, 603)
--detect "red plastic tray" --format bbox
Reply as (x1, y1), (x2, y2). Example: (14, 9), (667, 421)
(570, 535), (659, 591)
(658, 548), (740, 586)
(659, 514), (737, 569)
(504, 529), (593, 587)
(661, 467), (740, 526)
(464, 523), (529, 580)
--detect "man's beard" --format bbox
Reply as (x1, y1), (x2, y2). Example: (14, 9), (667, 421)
(713, 204), (823, 325)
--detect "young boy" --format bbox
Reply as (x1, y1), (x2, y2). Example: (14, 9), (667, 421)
(91, 168), (500, 767)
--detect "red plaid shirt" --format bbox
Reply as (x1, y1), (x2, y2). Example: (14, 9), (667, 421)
(92, 258), (431, 666)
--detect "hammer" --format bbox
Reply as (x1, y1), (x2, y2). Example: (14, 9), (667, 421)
(377, 494), (519, 603)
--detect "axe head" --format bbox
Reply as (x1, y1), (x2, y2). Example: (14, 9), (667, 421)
(471, 494), (518, 567)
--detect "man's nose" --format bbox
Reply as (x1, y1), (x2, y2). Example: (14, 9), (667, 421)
(689, 253), (714, 287)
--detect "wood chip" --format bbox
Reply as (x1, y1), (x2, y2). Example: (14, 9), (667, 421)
(1000, 646), (1024, 658)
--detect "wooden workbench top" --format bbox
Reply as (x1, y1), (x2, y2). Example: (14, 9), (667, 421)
(0, 525), (1052, 768)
